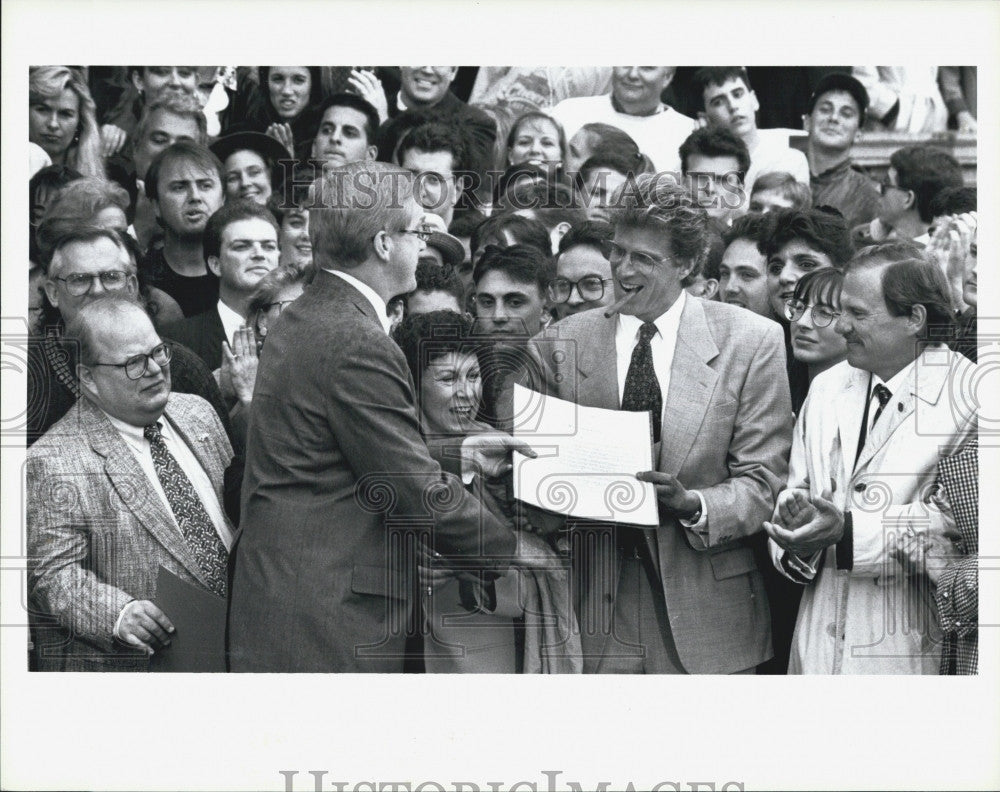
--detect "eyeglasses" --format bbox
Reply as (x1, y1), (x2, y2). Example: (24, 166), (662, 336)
(547, 276), (614, 304)
(262, 299), (296, 314)
(52, 270), (130, 297)
(90, 342), (172, 380)
(397, 225), (433, 242)
(785, 299), (840, 327)
(878, 176), (906, 197)
(600, 240), (670, 271)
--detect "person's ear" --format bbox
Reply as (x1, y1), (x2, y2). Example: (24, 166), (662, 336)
(445, 68), (459, 85)
(802, 114), (812, 135)
(551, 222), (572, 252)
(365, 144), (378, 162)
(372, 229), (392, 262)
(902, 189), (916, 212)
(703, 278), (720, 300)
(131, 69), (145, 95)
(697, 111), (709, 127)
(207, 255), (222, 278)
(907, 303), (927, 337)
(77, 363), (98, 398)
(44, 278), (60, 309)
(750, 90), (760, 115)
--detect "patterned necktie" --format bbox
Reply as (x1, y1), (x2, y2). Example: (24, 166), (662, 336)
(854, 382), (893, 469)
(621, 322), (662, 444)
(144, 422), (228, 598)
(870, 383), (892, 428)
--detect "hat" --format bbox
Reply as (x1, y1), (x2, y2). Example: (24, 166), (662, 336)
(210, 131), (292, 166)
(422, 213), (465, 268)
(807, 73), (870, 125)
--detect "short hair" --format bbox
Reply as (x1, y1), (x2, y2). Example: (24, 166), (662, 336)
(391, 309), (479, 392)
(928, 185), (977, 219)
(791, 268), (844, 309)
(890, 145), (965, 223)
(722, 211), (771, 250)
(762, 208), (854, 270)
(679, 126), (751, 177)
(505, 111), (568, 167)
(316, 92), (380, 145)
(614, 174), (712, 271)
(398, 121), (467, 172)
(577, 123), (645, 161)
(578, 150), (650, 185)
(47, 226), (134, 279)
(30, 164), (83, 215)
(750, 171), (812, 210)
(203, 199), (280, 262)
(65, 296), (149, 368)
(310, 161), (416, 270)
(35, 178), (132, 266)
(245, 264), (308, 322)
(135, 93), (208, 150)
(849, 246), (954, 344)
(473, 244), (553, 293)
(558, 219), (614, 255)
(413, 261), (465, 302)
(448, 208), (487, 238)
(470, 213), (552, 261)
(691, 67), (752, 107)
(498, 181), (587, 232)
(144, 141), (223, 201)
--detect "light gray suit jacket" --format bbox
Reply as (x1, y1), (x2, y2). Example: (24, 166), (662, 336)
(517, 298), (793, 673)
(27, 393), (234, 671)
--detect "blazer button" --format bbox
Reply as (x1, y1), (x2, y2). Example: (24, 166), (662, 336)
(854, 482), (866, 492)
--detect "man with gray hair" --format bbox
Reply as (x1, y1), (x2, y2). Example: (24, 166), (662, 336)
(515, 174), (792, 673)
(228, 161), (550, 672)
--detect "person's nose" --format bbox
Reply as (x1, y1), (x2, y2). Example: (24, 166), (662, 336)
(778, 263), (796, 288)
(834, 313), (850, 337)
(88, 274), (108, 296)
(45, 111), (61, 131)
(566, 283), (586, 306)
(723, 280), (739, 298)
(167, 68), (182, 87)
(491, 303), (509, 323)
(625, 67), (640, 80)
(798, 306), (815, 329)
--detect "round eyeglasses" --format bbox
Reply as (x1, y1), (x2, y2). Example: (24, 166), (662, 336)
(547, 276), (614, 304)
(785, 299), (840, 328)
(91, 342), (172, 380)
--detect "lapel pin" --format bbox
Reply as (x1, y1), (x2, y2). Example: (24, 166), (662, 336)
(898, 403), (904, 412)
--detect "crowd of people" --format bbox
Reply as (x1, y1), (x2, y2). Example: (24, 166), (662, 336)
(26, 65), (979, 675)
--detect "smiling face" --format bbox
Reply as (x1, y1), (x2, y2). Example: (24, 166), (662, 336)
(401, 148), (459, 221)
(268, 67), (312, 120)
(719, 237), (771, 316)
(701, 76), (759, 137)
(135, 67), (198, 100)
(400, 67), (458, 108)
(806, 89), (862, 152)
(612, 67), (673, 115)
(418, 350), (482, 437)
(29, 87), (79, 160)
(208, 217), (280, 296)
(508, 117), (563, 168)
(153, 159), (224, 239)
(789, 287), (847, 370)
(45, 236), (138, 324)
(766, 239), (836, 320)
(279, 208), (312, 268)
(223, 149), (272, 205)
(474, 270), (546, 342)
(312, 105), (374, 167)
(610, 224), (691, 322)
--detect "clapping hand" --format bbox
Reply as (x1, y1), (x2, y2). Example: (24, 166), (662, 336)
(220, 326), (259, 406)
(266, 122), (295, 157)
(348, 69), (389, 125)
(764, 489), (844, 556)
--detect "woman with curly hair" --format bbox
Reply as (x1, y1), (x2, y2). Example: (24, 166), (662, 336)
(29, 66), (104, 178)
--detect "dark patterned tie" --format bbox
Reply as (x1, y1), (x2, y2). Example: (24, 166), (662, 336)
(621, 322), (662, 444)
(144, 422), (228, 598)
(871, 383), (892, 428)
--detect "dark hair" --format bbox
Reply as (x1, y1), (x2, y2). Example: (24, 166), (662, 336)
(496, 181), (587, 232)
(558, 220), (614, 255)
(391, 309), (479, 392)
(316, 92), (380, 145)
(575, 123), (653, 172)
(722, 211), (771, 250)
(578, 149), (648, 185)
(505, 111), (568, 166)
(682, 226), (725, 287)
(30, 165), (83, 217)
(448, 208), (487, 238)
(203, 199), (280, 262)
(258, 66), (325, 117)
(889, 145), (965, 223)
(144, 141), (223, 201)
(762, 208), (854, 269)
(470, 213), (552, 261)
(397, 121), (466, 171)
(472, 244), (553, 293)
(413, 260), (465, 302)
(791, 268), (844, 309)
(750, 171), (812, 211)
(691, 67), (752, 108)
(928, 185), (976, 219)
(679, 126), (751, 178)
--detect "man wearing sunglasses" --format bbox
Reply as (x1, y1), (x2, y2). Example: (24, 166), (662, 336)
(27, 297), (235, 671)
(515, 176), (792, 674)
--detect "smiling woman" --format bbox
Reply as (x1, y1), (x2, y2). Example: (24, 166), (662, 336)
(28, 66), (104, 178)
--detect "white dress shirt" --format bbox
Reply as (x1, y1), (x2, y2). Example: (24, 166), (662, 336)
(325, 269), (393, 335)
(613, 291), (707, 529)
(216, 299), (245, 349)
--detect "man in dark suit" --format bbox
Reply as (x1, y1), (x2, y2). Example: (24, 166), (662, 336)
(228, 161), (548, 672)
(515, 176), (792, 673)
(162, 200), (280, 371)
(28, 298), (235, 671)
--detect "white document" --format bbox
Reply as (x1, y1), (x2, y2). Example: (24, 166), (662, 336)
(511, 384), (660, 526)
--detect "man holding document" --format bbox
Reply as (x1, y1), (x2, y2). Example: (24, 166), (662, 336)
(513, 176), (792, 673)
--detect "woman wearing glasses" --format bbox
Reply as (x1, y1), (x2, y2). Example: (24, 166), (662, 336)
(785, 269), (848, 383)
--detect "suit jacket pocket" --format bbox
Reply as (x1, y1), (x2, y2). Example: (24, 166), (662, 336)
(350, 564), (409, 600)
(708, 545), (756, 580)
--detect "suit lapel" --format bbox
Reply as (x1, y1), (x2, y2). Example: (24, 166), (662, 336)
(657, 298), (719, 477)
(836, 365), (868, 481)
(81, 398), (211, 587)
(574, 313), (620, 409)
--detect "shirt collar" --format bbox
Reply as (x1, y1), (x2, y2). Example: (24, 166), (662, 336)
(872, 357), (918, 399)
(217, 299), (245, 344)
(810, 156), (852, 181)
(324, 269), (393, 334)
(102, 409), (159, 442)
(617, 289), (687, 341)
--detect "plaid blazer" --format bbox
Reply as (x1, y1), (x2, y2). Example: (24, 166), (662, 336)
(27, 393), (234, 671)
(935, 439), (978, 675)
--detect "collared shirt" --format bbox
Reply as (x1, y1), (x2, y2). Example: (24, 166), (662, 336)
(868, 358), (916, 434)
(103, 410), (233, 551)
(217, 299), (244, 348)
(809, 157), (881, 229)
(324, 269), (393, 335)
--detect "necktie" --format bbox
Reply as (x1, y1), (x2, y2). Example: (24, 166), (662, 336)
(144, 423), (228, 598)
(870, 383), (892, 428)
(854, 382), (893, 469)
(621, 322), (662, 444)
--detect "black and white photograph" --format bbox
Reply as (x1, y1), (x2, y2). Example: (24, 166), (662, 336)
(2, 1), (998, 790)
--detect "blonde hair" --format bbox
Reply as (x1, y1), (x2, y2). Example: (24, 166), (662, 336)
(29, 66), (104, 178)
